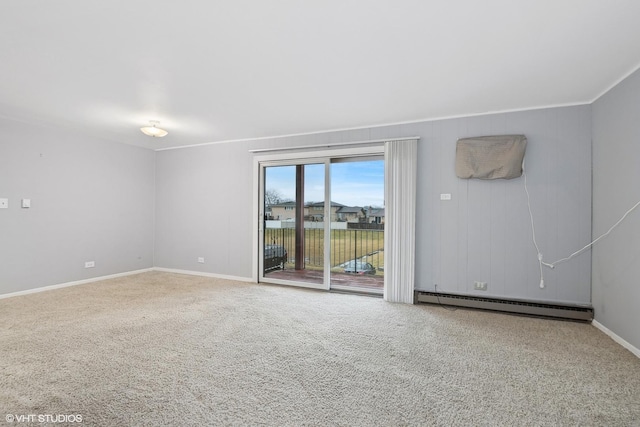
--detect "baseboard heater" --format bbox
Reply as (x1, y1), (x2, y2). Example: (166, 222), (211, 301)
(414, 291), (593, 321)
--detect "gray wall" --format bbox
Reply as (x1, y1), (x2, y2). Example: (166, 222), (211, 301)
(155, 105), (592, 304)
(154, 142), (254, 277)
(592, 69), (640, 350)
(0, 119), (156, 294)
(414, 107), (591, 304)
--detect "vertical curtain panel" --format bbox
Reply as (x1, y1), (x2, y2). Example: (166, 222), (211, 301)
(384, 139), (418, 303)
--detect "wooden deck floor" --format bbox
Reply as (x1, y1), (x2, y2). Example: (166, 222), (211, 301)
(264, 268), (383, 291)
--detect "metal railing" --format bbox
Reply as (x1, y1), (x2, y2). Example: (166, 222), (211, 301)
(264, 226), (384, 271)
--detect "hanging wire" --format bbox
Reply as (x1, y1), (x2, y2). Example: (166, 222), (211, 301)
(523, 157), (640, 288)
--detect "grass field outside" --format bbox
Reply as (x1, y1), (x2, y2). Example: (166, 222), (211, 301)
(264, 227), (384, 276)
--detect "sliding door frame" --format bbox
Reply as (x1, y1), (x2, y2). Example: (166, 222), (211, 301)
(252, 145), (385, 287)
(258, 158), (330, 290)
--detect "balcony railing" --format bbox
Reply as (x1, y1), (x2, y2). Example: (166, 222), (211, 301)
(264, 225), (384, 273)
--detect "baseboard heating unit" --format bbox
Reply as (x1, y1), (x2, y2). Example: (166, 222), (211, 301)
(414, 291), (593, 321)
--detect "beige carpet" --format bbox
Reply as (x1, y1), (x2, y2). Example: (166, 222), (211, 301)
(1, 271), (639, 426)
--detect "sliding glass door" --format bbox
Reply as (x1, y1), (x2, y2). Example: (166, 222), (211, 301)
(261, 162), (327, 289)
(329, 158), (384, 293)
(259, 153), (384, 294)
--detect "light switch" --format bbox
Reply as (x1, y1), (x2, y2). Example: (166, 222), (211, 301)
(0, 198), (7, 209)
(440, 193), (452, 201)
(22, 199), (31, 208)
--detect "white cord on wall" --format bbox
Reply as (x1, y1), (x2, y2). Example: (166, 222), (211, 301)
(523, 158), (640, 289)
(522, 162), (547, 288)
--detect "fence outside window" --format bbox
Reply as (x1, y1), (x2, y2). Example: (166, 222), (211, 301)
(264, 226), (384, 274)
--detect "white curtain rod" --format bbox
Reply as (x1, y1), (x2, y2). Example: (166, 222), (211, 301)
(247, 136), (420, 153)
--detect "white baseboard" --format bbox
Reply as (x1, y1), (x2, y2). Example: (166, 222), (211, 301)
(152, 267), (255, 283)
(592, 320), (640, 359)
(0, 268), (154, 300)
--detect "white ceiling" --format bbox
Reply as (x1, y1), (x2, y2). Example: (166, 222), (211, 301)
(2, 1), (640, 150)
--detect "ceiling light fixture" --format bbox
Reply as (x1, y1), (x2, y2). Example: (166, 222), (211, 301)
(140, 120), (168, 138)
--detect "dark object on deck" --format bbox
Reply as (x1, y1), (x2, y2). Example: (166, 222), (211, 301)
(264, 244), (287, 272)
(344, 261), (376, 275)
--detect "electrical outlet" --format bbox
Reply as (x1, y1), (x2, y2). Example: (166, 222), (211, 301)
(474, 281), (487, 291)
(197, 257), (205, 264)
(84, 261), (95, 268)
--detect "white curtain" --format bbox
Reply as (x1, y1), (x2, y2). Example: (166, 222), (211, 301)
(384, 139), (418, 303)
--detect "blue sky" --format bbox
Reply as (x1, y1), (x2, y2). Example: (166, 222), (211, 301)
(265, 160), (384, 208)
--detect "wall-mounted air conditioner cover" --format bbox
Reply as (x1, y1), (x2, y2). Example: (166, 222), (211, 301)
(456, 134), (527, 180)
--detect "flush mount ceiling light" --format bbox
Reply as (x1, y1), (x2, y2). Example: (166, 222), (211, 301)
(140, 120), (168, 138)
